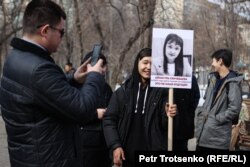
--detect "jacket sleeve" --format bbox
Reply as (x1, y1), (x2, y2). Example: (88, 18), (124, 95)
(215, 82), (242, 124)
(160, 89), (168, 130)
(31, 62), (105, 124)
(103, 88), (123, 151)
(104, 83), (113, 107)
(65, 70), (81, 88)
(191, 76), (200, 111)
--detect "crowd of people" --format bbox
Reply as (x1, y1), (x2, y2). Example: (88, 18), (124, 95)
(0, 0), (244, 167)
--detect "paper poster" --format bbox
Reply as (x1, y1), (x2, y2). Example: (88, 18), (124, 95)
(150, 28), (194, 89)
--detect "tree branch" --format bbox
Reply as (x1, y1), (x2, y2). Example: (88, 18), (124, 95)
(111, 20), (153, 85)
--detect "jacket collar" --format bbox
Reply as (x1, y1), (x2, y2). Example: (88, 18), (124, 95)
(211, 71), (243, 105)
(210, 71), (243, 84)
(10, 37), (54, 63)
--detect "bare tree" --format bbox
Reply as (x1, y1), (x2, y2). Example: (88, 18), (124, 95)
(0, 0), (25, 74)
(182, 0), (250, 70)
(0, 0), (249, 88)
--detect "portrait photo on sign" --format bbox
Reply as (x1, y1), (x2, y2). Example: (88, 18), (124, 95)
(150, 28), (194, 89)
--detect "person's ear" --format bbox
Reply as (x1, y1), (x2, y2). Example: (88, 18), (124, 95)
(219, 58), (223, 66)
(40, 24), (50, 38)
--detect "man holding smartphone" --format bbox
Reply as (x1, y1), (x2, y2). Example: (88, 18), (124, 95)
(0, 0), (105, 166)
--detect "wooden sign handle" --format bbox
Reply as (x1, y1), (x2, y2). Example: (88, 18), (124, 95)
(168, 88), (173, 151)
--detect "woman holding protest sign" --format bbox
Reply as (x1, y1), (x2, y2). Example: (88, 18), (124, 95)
(103, 48), (177, 167)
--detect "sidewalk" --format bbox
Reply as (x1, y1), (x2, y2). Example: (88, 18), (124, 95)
(0, 116), (10, 167)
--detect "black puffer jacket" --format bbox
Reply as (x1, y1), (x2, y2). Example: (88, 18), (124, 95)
(0, 38), (105, 167)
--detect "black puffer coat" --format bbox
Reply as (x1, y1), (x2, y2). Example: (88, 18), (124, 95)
(0, 38), (104, 167)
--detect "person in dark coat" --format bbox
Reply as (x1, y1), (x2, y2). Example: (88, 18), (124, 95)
(0, 1), (105, 166)
(103, 48), (177, 167)
(80, 51), (113, 167)
(173, 75), (200, 150)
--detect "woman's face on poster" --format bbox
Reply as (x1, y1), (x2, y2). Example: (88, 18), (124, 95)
(165, 41), (181, 63)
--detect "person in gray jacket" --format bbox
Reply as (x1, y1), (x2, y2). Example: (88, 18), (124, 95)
(196, 49), (243, 151)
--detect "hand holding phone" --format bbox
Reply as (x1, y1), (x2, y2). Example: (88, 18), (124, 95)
(91, 44), (102, 66)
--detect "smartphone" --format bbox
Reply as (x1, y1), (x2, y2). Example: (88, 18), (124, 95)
(91, 44), (102, 66)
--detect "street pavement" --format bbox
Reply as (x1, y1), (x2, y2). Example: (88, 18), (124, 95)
(0, 115), (196, 167)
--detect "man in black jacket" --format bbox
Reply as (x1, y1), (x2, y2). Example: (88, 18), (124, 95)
(0, 0), (105, 167)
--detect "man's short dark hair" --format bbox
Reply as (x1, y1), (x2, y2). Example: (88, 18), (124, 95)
(23, 0), (66, 34)
(211, 49), (232, 67)
(65, 62), (72, 66)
